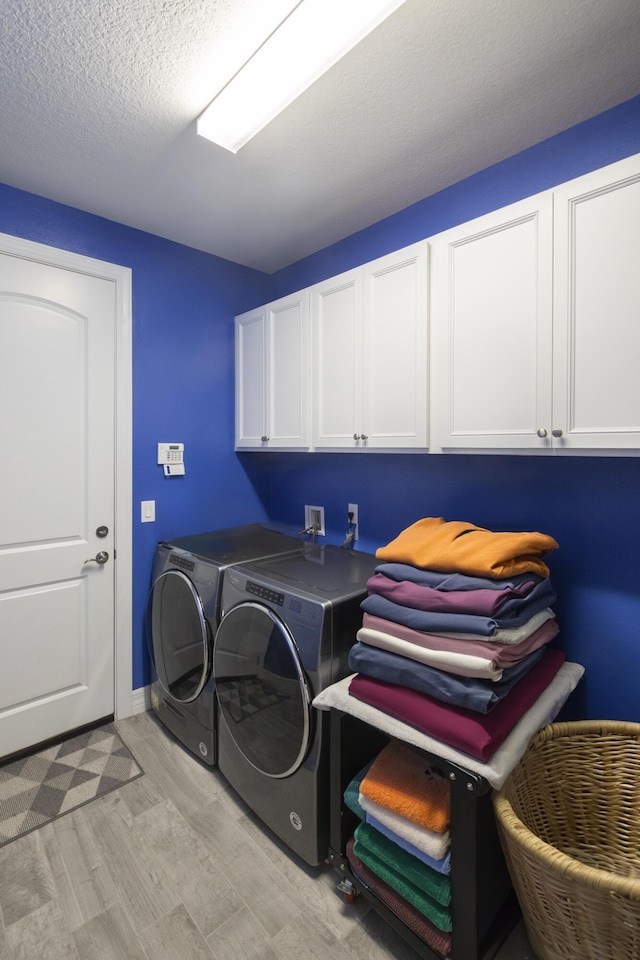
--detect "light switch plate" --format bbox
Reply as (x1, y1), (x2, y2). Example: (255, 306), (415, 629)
(141, 500), (156, 522)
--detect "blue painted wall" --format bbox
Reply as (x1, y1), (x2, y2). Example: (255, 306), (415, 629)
(0, 188), (272, 688)
(268, 96), (640, 297)
(251, 95), (640, 723)
(2, 95), (639, 721)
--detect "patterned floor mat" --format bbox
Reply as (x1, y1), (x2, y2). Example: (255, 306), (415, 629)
(0, 723), (143, 846)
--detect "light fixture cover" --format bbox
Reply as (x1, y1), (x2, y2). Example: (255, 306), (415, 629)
(197, 0), (408, 153)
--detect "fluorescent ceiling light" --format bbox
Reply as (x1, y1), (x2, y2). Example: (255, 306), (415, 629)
(197, 0), (408, 153)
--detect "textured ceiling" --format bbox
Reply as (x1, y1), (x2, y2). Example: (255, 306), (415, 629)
(1, 0), (639, 273)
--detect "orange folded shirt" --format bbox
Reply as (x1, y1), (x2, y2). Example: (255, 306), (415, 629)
(375, 517), (558, 580)
(359, 740), (451, 834)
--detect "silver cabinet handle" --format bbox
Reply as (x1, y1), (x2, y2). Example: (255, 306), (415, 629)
(536, 428), (548, 438)
(85, 551), (109, 565)
(353, 433), (369, 441)
(551, 429), (563, 438)
(261, 435), (269, 442)
(353, 433), (360, 441)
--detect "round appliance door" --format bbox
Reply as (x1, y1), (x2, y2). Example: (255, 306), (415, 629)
(147, 569), (211, 703)
(214, 602), (312, 778)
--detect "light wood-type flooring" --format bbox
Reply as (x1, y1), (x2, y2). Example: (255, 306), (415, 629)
(0, 711), (538, 960)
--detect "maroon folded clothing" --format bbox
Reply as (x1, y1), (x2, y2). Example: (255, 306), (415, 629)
(346, 836), (452, 956)
(366, 571), (539, 616)
(348, 648), (565, 762)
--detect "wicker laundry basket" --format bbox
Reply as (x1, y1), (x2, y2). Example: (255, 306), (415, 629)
(493, 720), (640, 960)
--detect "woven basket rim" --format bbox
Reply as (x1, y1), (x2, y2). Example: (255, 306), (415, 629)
(493, 719), (640, 902)
(523, 717), (640, 742)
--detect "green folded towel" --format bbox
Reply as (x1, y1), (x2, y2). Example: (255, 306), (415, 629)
(354, 823), (452, 932)
(356, 822), (451, 905)
(344, 761), (373, 820)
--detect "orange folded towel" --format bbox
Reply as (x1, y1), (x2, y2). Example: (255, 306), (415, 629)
(360, 741), (451, 834)
(375, 517), (558, 579)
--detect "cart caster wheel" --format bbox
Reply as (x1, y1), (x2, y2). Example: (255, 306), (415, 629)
(337, 878), (356, 903)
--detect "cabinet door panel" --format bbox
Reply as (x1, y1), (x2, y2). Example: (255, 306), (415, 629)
(268, 293), (309, 447)
(363, 243), (428, 448)
(553, 155), (640, 449)
(432, 196), (553, 449)
(312, 271), (362, 448)
(235, 309), (266, 448)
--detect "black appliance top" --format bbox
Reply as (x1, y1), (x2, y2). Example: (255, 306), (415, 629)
(234, 543), (378, 602)
(162, 523), (302, 565)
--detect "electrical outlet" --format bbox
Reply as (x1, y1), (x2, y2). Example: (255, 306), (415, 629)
(304, 504), (325, 536)
(348, 502), (359, 540)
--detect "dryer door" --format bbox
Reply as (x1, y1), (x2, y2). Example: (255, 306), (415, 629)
(147, 570), (211, 703)
(214, 602), (312, 778)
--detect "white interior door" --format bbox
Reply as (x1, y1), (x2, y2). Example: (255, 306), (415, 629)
(0, 250), (116, 758)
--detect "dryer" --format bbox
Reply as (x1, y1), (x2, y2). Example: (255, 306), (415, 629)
(146, 523), (303, 766)
(213, 544), (378, 865)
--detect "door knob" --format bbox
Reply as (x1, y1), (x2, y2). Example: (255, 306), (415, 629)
(551, 429), (563, 438)
(85, 551), (109, 565)
(536, 428), (548, 438)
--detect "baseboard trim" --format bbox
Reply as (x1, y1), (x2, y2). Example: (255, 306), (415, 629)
(132, 685), (151, 715)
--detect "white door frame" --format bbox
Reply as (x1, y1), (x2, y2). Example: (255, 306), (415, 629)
(0, 230), (133, 720)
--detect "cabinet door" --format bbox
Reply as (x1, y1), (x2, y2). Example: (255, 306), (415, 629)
(552, 154), (640, 450)
(311, 268), (363, 448)
(431, 195), (553, 451)
(235, 307), (266, 449)
(266, 291), (310, 448)
(363, 242), (428, 449)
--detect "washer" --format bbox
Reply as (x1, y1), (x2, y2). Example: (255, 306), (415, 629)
(146, 523), (304, 766)
(213, 544), (378, 865)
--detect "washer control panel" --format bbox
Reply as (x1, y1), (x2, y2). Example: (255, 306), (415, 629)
(169, 552), (195, 572)
(246, 580), (285, 606)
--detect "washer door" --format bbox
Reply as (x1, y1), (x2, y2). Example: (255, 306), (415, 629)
(214, 602), (312, 778)
(147, 569), (211, 703)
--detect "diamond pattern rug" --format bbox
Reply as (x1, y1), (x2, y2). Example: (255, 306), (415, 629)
(0, 723), (143, 846)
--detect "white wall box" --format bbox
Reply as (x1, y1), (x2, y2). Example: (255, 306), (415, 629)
(431, 153), (640, 454)
(311, 241), (429, 451)
(235, 290), (310, 450)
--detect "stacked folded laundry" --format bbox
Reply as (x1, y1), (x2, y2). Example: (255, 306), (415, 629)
(348, 517), (564, 762)
(344, 740), (454, 956)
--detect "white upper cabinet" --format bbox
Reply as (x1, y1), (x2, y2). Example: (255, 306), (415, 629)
(235, 290), (310, 450)
(431, 152), (640, 454)
(430, 194), (554, 451)
(235, 306), (265, 448)
(310, 267), (362, 449)
(552, 154), (640, 450)
(235, 153), (640, 457)
(311, 242), (429, 450)
(363, 245), (429, 448)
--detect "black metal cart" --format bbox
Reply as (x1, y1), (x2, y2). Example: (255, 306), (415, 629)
(327, 707), (520, 960)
